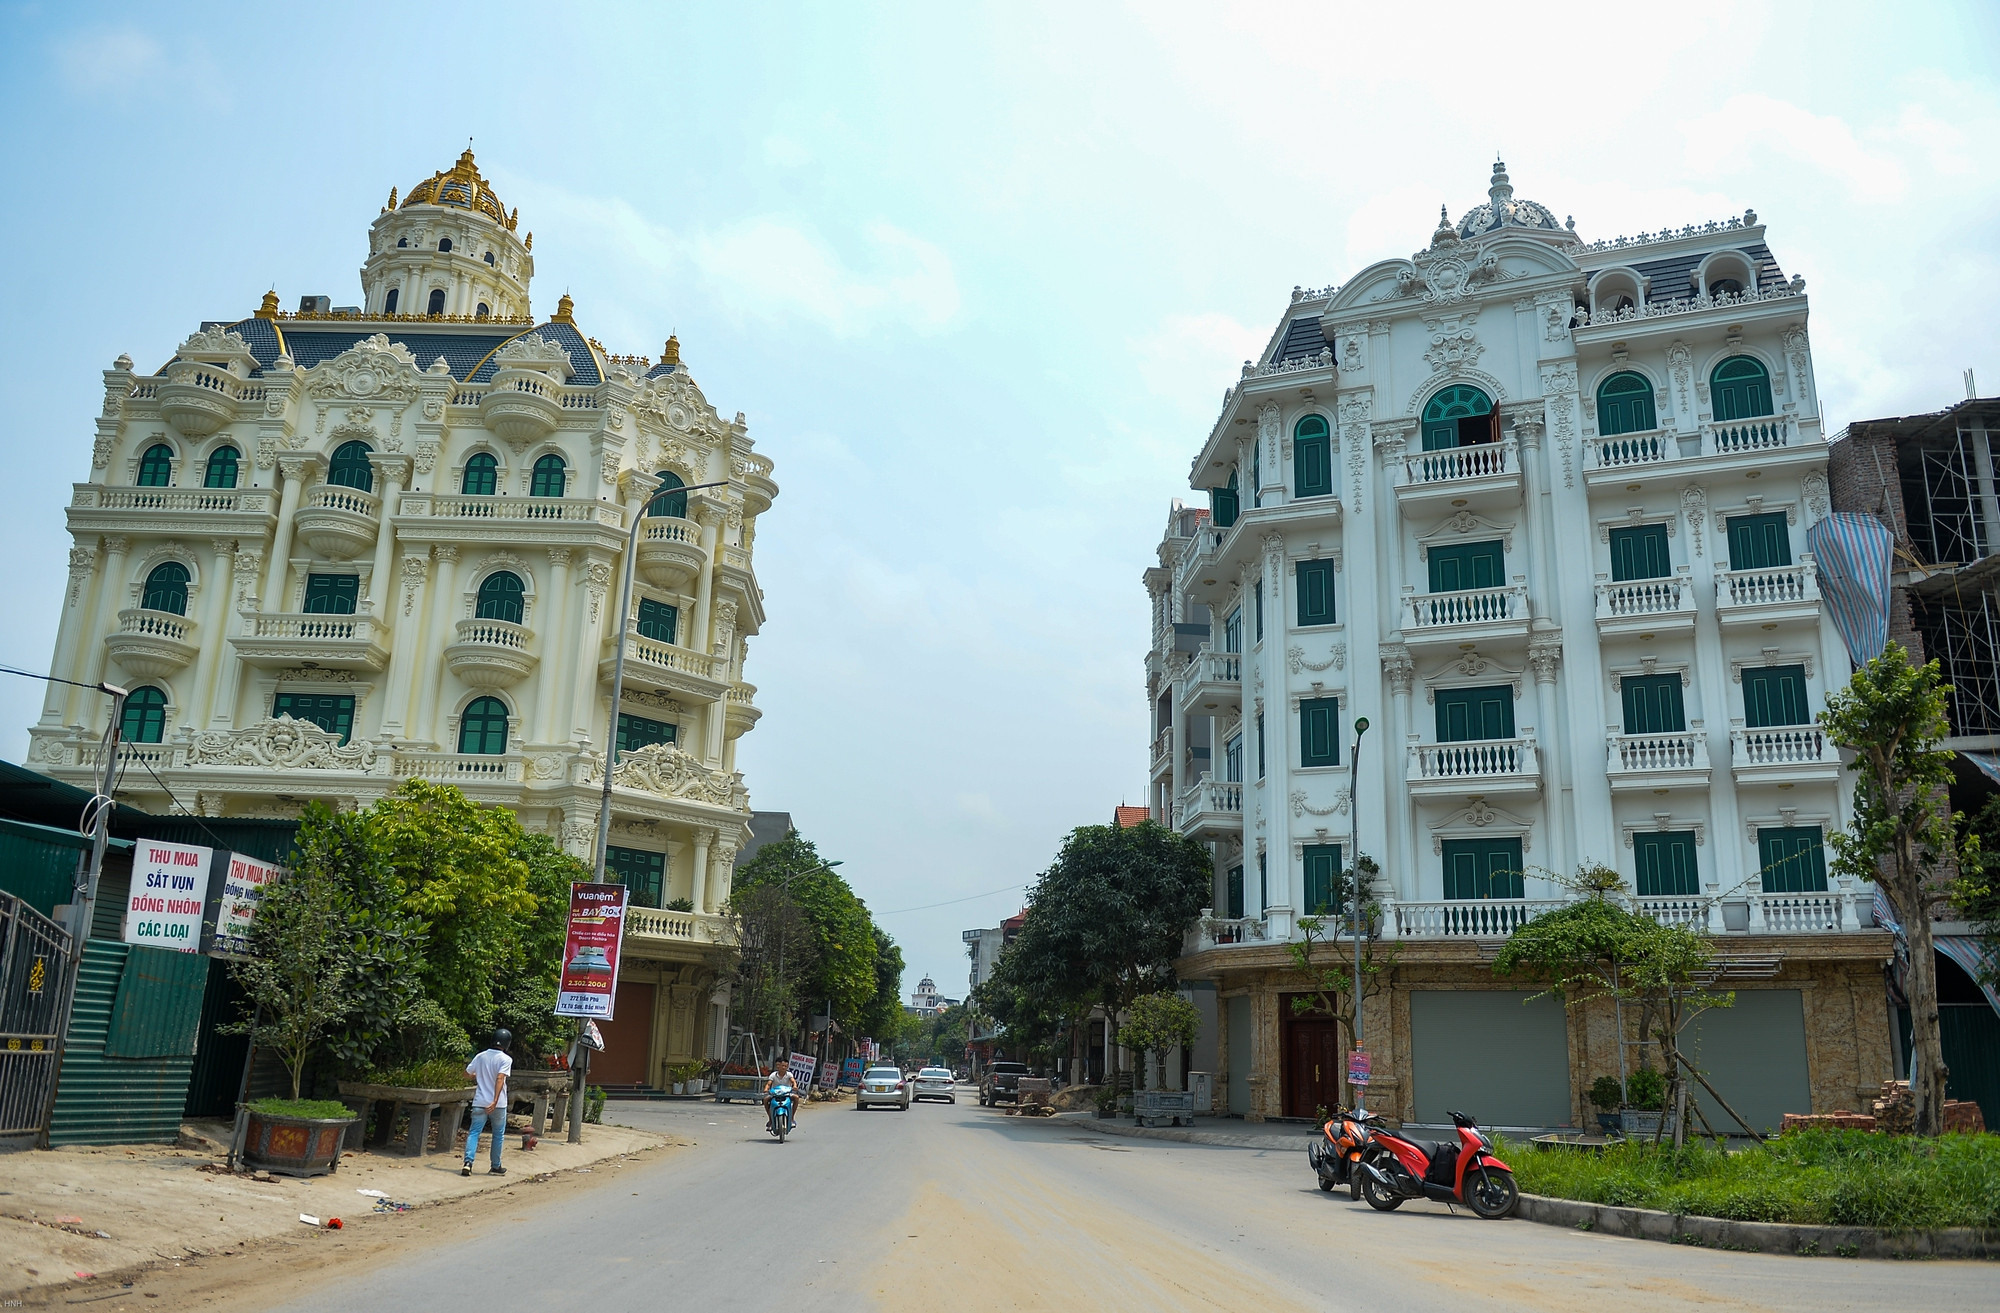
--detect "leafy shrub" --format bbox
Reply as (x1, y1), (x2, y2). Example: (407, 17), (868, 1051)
(1588, 1075), (1624, 1111)
(1624, 1067), (1667, 1110)
(370, 1057), (474, 1090)
(585, 1086), (607, 1123)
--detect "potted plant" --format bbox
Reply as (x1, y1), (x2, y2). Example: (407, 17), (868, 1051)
(1618, 1066), (1676, 1139)
(1588, 1076), (1624, 1135)
(667, 1060), (705, 1096)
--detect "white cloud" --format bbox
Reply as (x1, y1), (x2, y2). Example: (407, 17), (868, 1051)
(53, 25), (165, 96)
(1684, 94), (1908, 201)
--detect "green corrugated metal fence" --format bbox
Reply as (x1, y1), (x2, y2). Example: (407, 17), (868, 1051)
(0, 818), (89, 918)
(47, 941), (200, 1145)
(106, 947), (207, 1058)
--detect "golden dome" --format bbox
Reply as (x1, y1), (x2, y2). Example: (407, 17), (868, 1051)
(401, 149), (509, 226)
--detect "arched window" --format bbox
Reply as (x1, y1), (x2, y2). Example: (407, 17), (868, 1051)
(1422, 385), (1494, 450)
(383, 288), (399, 314)
(1293, 415), (1332, 498)
(462, 452), (498, 496)
(1596, 372), (1657, 437)
(204, 446), (239, 488)
(396, 236), (408, 249)
(1708, 277), (1743, 297)
(1711, 357), (1773, 422)
(475, 303), (490, 320)
(136, 443), (174, 487)
(438, 237), (453, 253)
(483, 251), (496, 266)
(458, 696), (509, 755)
(141, 562), (190, 615)
(427, 288), (447, 316)
(120, 686), (168, 744)
(648, 470), (687, 518)
(530, 453), (567, 497)
(475, 571), (525, 624)
(328, 441), (374, 491)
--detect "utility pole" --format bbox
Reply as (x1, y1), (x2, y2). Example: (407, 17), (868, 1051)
(1348, 715), (1369, 1116)
(570, 475), (734, 1144)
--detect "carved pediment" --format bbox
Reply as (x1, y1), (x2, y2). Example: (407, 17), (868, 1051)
(176, 328), (256, 367)
(493, 332), (575, 378)
(306, 335), (421, 402)
(181, 717), (379, 771)
(588, 742), (743, 808)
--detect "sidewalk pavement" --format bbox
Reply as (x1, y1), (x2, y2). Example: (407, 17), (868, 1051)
(0, 1118), (678, 1299)
(1046, 1111), (1319, 1152)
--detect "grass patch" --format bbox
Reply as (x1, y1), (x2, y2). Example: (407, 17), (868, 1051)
(247, 1097), (355, 1120)
(1503, 1128), (2000, 1230)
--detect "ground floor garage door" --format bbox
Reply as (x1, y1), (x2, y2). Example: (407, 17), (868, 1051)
(593, 982), (656, 1087)
(1678, 988), (1809, 1134)
(1410, 990), (1569, 1128)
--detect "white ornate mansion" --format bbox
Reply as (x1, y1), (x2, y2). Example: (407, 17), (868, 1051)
(28, 151), (775, 1084)
(1151, 163), (1892, 1129)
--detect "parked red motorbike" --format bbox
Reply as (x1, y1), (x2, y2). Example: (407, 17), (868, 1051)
(1306, 1107), (1382, 1200)
(1356, 1110), (1518, 1218)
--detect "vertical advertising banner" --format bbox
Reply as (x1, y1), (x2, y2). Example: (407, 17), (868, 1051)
(787, 1051), (817, 1088)
(205, 851), (283, 957)
(555, 882), (629, 1019)
(124, 840), (213, 952)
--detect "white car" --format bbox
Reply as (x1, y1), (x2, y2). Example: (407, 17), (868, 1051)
(912, 1067), (956, 1103)
(856, 1066), (910, 1111)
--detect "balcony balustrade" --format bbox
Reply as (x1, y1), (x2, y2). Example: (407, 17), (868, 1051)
(1716, 560), (1819, 627)
(232, 608), (391, 671)
(1729, 724), (1841, 784)
(626, 906), (736, 947)
(1704, 414), (1795, 455)
(294, 484), (381, 560)
(1402, 583), (1529, 647)
(1594, 572), (1695, 636)
(600, 630), (726, 700)
(1177, 647), (1242, 714)
(443, 617), (538, 688)
(1407, 736), (1539, 797)
(1396, 437), (1522, 513)
(1175, 775), (1243, 837)
(1150, 726), (1172, 776)
(480, 372), (563, 446)
(637, 515), (708, 588)
(158, 362), (263, 437)
(78, 486), (273, 516)
(399, 493), (625, 527)
(1605, 730), (1710, 790)
(105, 608), (199, 679)
(391, 750), (526, 784)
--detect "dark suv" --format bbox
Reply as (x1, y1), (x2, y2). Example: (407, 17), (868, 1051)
(978, 1061), (1030, 1106)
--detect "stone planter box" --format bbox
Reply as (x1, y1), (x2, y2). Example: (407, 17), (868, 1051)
(508, 1069), (571, 1134)
(243, 1109), (355, 1178)
(1619, 1108), (1679, 1139)
(336, 1081), (476, 1157)
(713, 1073), (765, 1103)
(1135, 1089), (1197, 1128)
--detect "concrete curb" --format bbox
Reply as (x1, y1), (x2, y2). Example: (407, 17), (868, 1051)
(1516, 1193), (2000, 1259)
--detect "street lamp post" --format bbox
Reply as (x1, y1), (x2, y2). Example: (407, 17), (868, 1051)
(569, 475), (735, 1144)
(1348, 715), (1369, 1115)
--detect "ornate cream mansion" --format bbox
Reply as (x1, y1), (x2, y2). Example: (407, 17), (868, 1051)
(27, 151), (776, 1083)
(1150, 163), (1893, 1130)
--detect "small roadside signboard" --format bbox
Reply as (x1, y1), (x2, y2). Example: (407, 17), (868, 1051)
(1347, 1048), (1372, 1087)
(125, 840), (213, 952)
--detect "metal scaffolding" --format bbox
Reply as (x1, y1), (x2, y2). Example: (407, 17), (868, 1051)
(1915, 583), (2000, 737)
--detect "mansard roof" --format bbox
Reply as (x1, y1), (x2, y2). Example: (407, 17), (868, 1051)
(173, 314), (603, 385)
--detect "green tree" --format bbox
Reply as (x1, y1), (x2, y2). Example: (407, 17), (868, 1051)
(1287, 854), (1398, 1077)
(734, 831), (880, 1038)
(860, 925), (907, 1044)
(1121, 991), (1200, 1087)
(1820, 642), (1975, 1136)
(489, 831), (590, 1060)
(727, 881), (818, 1057)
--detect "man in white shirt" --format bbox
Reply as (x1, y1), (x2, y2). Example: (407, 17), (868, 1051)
(463, 1029), (513, 1177)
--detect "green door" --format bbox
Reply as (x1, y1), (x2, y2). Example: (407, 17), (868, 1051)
(1435, 686), (1514, 741)
(1621, 675), (1686, 734)
(1711, 357), (1773, 421)
(302, 574), (360, 615)
(1226, 864), (1245, 919)
(1296, 559), (1336, 625)
(1303, 844), (1342, 915)
(1742, 664), (1809, 727)
(1428, 540), (1504, 593)
(1726, 513), (1792, 569)
(1294, 416), (1332, 498)
(1758, 826), (1827, 893)
(605, 845), (665, 908)
(1441, 838), (1524, 899)
(1596, 372), (1657, 436)
(1609, 524), (1671, 581)
(1633, 831), (1701, 896)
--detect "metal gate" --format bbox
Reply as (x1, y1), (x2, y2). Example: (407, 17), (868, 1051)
(0, 889), (72, 1143)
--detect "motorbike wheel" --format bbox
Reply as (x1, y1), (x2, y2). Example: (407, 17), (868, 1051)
(1361, 1171), (1404, 1212)
(1349, 1173), (1362, 1202)
(1316, 1167), (1338, 1193)
(1466, 1165), (1519, 1219)
(777, 1121), (788, 1144)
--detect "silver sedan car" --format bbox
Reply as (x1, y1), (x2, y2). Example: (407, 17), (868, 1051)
(855, 1066), (911, 1111)
(912, 1067), (956, 1103)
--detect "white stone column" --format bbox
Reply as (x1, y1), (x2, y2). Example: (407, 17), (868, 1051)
(571, 556), (614, 744)
(363, 455), (412, 611)
(707, 837), (737, 914)
(690, 502), (723, 657)
(1382, 643), (1416, 903)
(1528, 632), (1567, 878)
(535, 547), (574, 744)
(188, 538), (239, 727)
(374, 551), (431, 739)
(688, 828), (714, 915)
(81, 535), (131, 701)
(263, 454), (319, 611)
(413, 545), (460, 744)
(42, 543), (101, 726)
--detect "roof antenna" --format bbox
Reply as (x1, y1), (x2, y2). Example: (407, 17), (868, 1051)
(1967, 368), (1979, 400)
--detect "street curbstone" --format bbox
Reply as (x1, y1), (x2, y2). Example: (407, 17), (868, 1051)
(1515, 1194), (2000, 1259)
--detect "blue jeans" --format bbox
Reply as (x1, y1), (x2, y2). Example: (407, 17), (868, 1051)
(465, 1105), (505, 1169)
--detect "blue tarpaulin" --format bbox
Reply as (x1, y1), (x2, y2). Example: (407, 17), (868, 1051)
(1808, 512), (1896, 665)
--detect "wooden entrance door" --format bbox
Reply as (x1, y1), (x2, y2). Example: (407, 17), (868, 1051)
(592, 983), (655, 1087)
(1282, 1008), (1344, 1120)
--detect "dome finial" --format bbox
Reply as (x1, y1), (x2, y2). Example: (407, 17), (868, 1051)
(662, 333), (680, 365)
(553, 292), (575, 324)
(256, 290), (280, 320)
(1489, 157), (1514, 204)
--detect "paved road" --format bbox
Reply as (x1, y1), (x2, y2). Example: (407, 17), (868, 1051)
(261, 1088), (1987, 1312)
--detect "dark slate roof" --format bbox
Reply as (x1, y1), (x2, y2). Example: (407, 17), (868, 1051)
(1583, 242), (1787, 305)
(645, 360), (681, 379)
(173, 313), (606, 385)
(1275, 316), (1328, 361)
(466, 319), (601, 386)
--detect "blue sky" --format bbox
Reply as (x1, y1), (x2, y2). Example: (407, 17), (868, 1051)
(2, 2), (1997, 996)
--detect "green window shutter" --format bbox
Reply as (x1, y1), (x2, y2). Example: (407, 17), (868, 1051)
(1255, 713), (1265, 779)
(302, 574), (360, 615)
(1302, 844), (1343, 914)
(204, 447), (240, 489)
(1609, 525), (1671, 581)
(273, 693), (356, 743)
(530, 454), (567, 497)
(462, 452), (498, 495)
(1633, 832), (1701, 897)
(1421, 384), (1494, 450)
(605, 845), (665, 909)
(1300, 697), (1340, 767)
(1742, 664), (1809, 728)
(475, 572), (525, 623)
(636, 598), (679, 644)
(1440, 838), (1524, 900)
(1222, 607), (1241, 654)
(1726, 513), (1792, 570)
(104, 947), (210, 1058)
(1435, 685), (1514, 742)
(1226, 864), (1245, 919)
(1211, 470), (1239, 527)
(136, 444), (174, 487)
(1254, 582), (1263, 641)
(1427, 539), (1504, 592)
(1294, 416), (1332, 497)
(1296, 560), (1337, 626)
(1596, 372), (1657, 436)
(141, 563), (190, 616)
(457, 697), (510, 754)
(1257, 852), (1267, 908)
(1758, 827), (1827, 893)
(1711, 357), (1773, 422)
(616, 713), (678, 759)
(1620, 674), (1686, 734)
(648, 471), (688, 519)
(120, 687), (168, 744)
(1224, 734), (1243, 782)
(328, 441), (375, 492)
